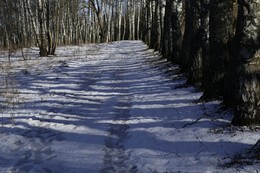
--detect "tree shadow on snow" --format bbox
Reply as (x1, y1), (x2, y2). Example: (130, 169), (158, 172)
(0, 41), (256, 172)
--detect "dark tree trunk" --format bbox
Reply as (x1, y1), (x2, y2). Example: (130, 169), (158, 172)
(187, 0), (202, 85)
(200, 0), (210, 89)
(201, 0), (233, 100)
(180, 0), (192, 71)
(151, 0), (160, 51)
(171, 0), (183, 64)
(99, 13), (108, 43)
(162, 0), (173, 60)
(232, 0), (260, 126)
(38, 0), (48, 57)
(223, 1), (239, 107)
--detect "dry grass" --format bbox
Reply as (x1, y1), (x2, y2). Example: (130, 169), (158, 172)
(221, 140), (260, 170)
(0, 55), (20, 131)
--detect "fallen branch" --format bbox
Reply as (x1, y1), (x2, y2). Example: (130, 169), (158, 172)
(182, 100), (211, 128)
(182, 116), (205, 128)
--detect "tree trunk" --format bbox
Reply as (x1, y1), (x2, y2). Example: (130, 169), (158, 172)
(201, 0), (233, 100)
(187, 0), (202, 85)
(180, 0), (192, 71)
(200, 0), (210, 90)
(171, 0), (183, 64)
(38, 0), (48, 57)
(162, 0), (173, 60)
(232, 0), (260, 126)
(89, 0), (108, 43)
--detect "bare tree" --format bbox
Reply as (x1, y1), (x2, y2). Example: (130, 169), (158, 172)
(89, 0), (108, 43)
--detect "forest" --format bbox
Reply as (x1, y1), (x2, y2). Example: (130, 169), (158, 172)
(0, 0), (260, 172)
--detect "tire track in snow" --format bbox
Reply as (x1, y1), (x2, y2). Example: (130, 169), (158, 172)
(99, 43), (138, 173)
(101, 79), (137, 173)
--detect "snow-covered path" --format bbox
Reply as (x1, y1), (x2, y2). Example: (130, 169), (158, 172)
(0, 41), (259, 173)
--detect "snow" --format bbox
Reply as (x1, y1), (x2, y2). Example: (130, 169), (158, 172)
(0, 40), (259, 173)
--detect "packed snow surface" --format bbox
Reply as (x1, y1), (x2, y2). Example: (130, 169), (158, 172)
(0, 41), (259, 173)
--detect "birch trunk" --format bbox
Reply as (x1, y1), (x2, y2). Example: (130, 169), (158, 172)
(233, 0), (260, 125)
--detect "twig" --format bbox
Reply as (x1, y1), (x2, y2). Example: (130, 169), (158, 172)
(182, 116), (205, 128)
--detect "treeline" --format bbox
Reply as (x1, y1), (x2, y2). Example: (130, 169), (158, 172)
(0, 0), (89, 56)
(0, 0), (259, 126)
(157, 0), (260, 126)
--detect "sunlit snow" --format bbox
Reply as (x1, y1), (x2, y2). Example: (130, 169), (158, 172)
(0, 41), (259, 173)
